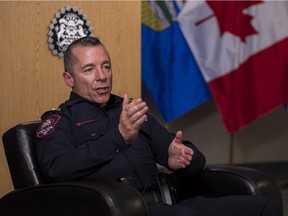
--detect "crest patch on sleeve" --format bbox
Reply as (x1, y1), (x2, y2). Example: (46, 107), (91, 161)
(37, 115), (60, 138)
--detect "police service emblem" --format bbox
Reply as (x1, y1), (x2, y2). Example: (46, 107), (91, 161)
(36, 115), (61, 138)
(48, 6), (93, 57)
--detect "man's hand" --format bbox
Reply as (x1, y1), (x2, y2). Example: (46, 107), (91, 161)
(168, 131), (194, 170)
(119, 93), (148, 144)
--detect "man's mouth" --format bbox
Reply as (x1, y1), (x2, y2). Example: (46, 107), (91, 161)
(95, 87), (109, 94)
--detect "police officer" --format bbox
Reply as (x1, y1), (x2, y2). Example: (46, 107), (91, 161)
(36, 36), (281, 216)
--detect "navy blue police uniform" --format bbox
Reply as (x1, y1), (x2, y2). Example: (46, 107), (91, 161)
(36, 92), (281, 216)
(36, 92), (205, 189)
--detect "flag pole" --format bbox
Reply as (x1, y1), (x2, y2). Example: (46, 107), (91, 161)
(229, 133), (234, 164)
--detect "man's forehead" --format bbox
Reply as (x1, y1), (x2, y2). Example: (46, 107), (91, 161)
(73, 45), (110, 62)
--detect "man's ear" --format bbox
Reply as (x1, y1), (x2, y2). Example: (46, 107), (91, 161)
(63, 72), (74, 88)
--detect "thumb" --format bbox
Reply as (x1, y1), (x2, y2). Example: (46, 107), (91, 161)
(174, 131), (182, 145)
(122, 93), (129, 108)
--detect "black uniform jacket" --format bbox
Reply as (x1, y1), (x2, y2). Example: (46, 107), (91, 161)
(36, 92), (206, 190)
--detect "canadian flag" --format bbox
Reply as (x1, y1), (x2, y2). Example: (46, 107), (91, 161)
(178, 0), (288, 133)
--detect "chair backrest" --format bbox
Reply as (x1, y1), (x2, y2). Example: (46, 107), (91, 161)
(2, 121), (47, 189)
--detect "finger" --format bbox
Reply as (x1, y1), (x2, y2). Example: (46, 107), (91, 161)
(177, 158), (188, 168)
(133, 114), (147, 128)
(126, 99), (146, 112)
(130, 106), (148, 125)
(182, 154), (192, 162)
(183, 145), (194, 156)
(178, 156), (191, 166)
(126, 101), (148, 119)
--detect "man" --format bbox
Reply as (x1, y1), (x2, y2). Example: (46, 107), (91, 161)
(36, 36), (280, 215)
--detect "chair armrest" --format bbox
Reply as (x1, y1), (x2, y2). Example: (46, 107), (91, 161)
(167, 164), (282, 211)
(194, 165), (283, 209)
(0, 179), (148, 216)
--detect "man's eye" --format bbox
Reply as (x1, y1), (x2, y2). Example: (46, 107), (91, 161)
(102, 65), (111, 72)
(83, 67), (94, 73)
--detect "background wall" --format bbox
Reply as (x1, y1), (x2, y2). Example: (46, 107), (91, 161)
(170, 101), (288, 165)
(0, 1), (141, 197)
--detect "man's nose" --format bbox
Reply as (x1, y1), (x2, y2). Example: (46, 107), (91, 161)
(95, 69), (106, 81)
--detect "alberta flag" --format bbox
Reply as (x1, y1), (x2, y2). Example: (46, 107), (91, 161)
(142, 0), (288, 134)
(141, 1), (211, 122)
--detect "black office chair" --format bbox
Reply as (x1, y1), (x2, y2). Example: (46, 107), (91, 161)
(0, 121), (283, 216)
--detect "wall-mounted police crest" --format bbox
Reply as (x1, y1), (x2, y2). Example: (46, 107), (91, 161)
(48, 6), (93, 57)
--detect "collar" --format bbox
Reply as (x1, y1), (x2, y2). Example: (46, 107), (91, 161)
(66, 92), (122, 109)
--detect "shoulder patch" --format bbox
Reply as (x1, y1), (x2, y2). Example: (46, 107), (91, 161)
(37, 115), (60, 138)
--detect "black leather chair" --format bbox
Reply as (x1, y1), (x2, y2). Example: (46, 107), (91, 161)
(0, 121), (283, 216)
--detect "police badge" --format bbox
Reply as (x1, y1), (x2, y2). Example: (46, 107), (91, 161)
(48, 6), (93, 57)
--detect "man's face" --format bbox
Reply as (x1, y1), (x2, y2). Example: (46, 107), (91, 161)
(64, 45), (112, 107)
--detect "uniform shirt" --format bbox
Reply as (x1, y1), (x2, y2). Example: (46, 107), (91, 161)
(36, 92), (206, 190)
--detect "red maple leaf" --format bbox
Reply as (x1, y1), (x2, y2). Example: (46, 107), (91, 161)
(196, 1), (263, 42)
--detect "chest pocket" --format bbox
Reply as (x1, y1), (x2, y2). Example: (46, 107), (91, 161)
(73, 120), (108, 146)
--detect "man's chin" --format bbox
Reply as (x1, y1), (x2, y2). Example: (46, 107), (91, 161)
(94, 95), (110, 107)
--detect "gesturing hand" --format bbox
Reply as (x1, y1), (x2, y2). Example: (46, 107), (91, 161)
(168, 131), (194, 170)
(118, 93), (148, 144)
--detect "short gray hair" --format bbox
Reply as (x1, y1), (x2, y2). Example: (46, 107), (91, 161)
(64, 36), (104, 73)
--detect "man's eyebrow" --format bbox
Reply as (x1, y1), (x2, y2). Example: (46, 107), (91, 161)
(102, 60), (111, 65)
(81, 63), (95, 70)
